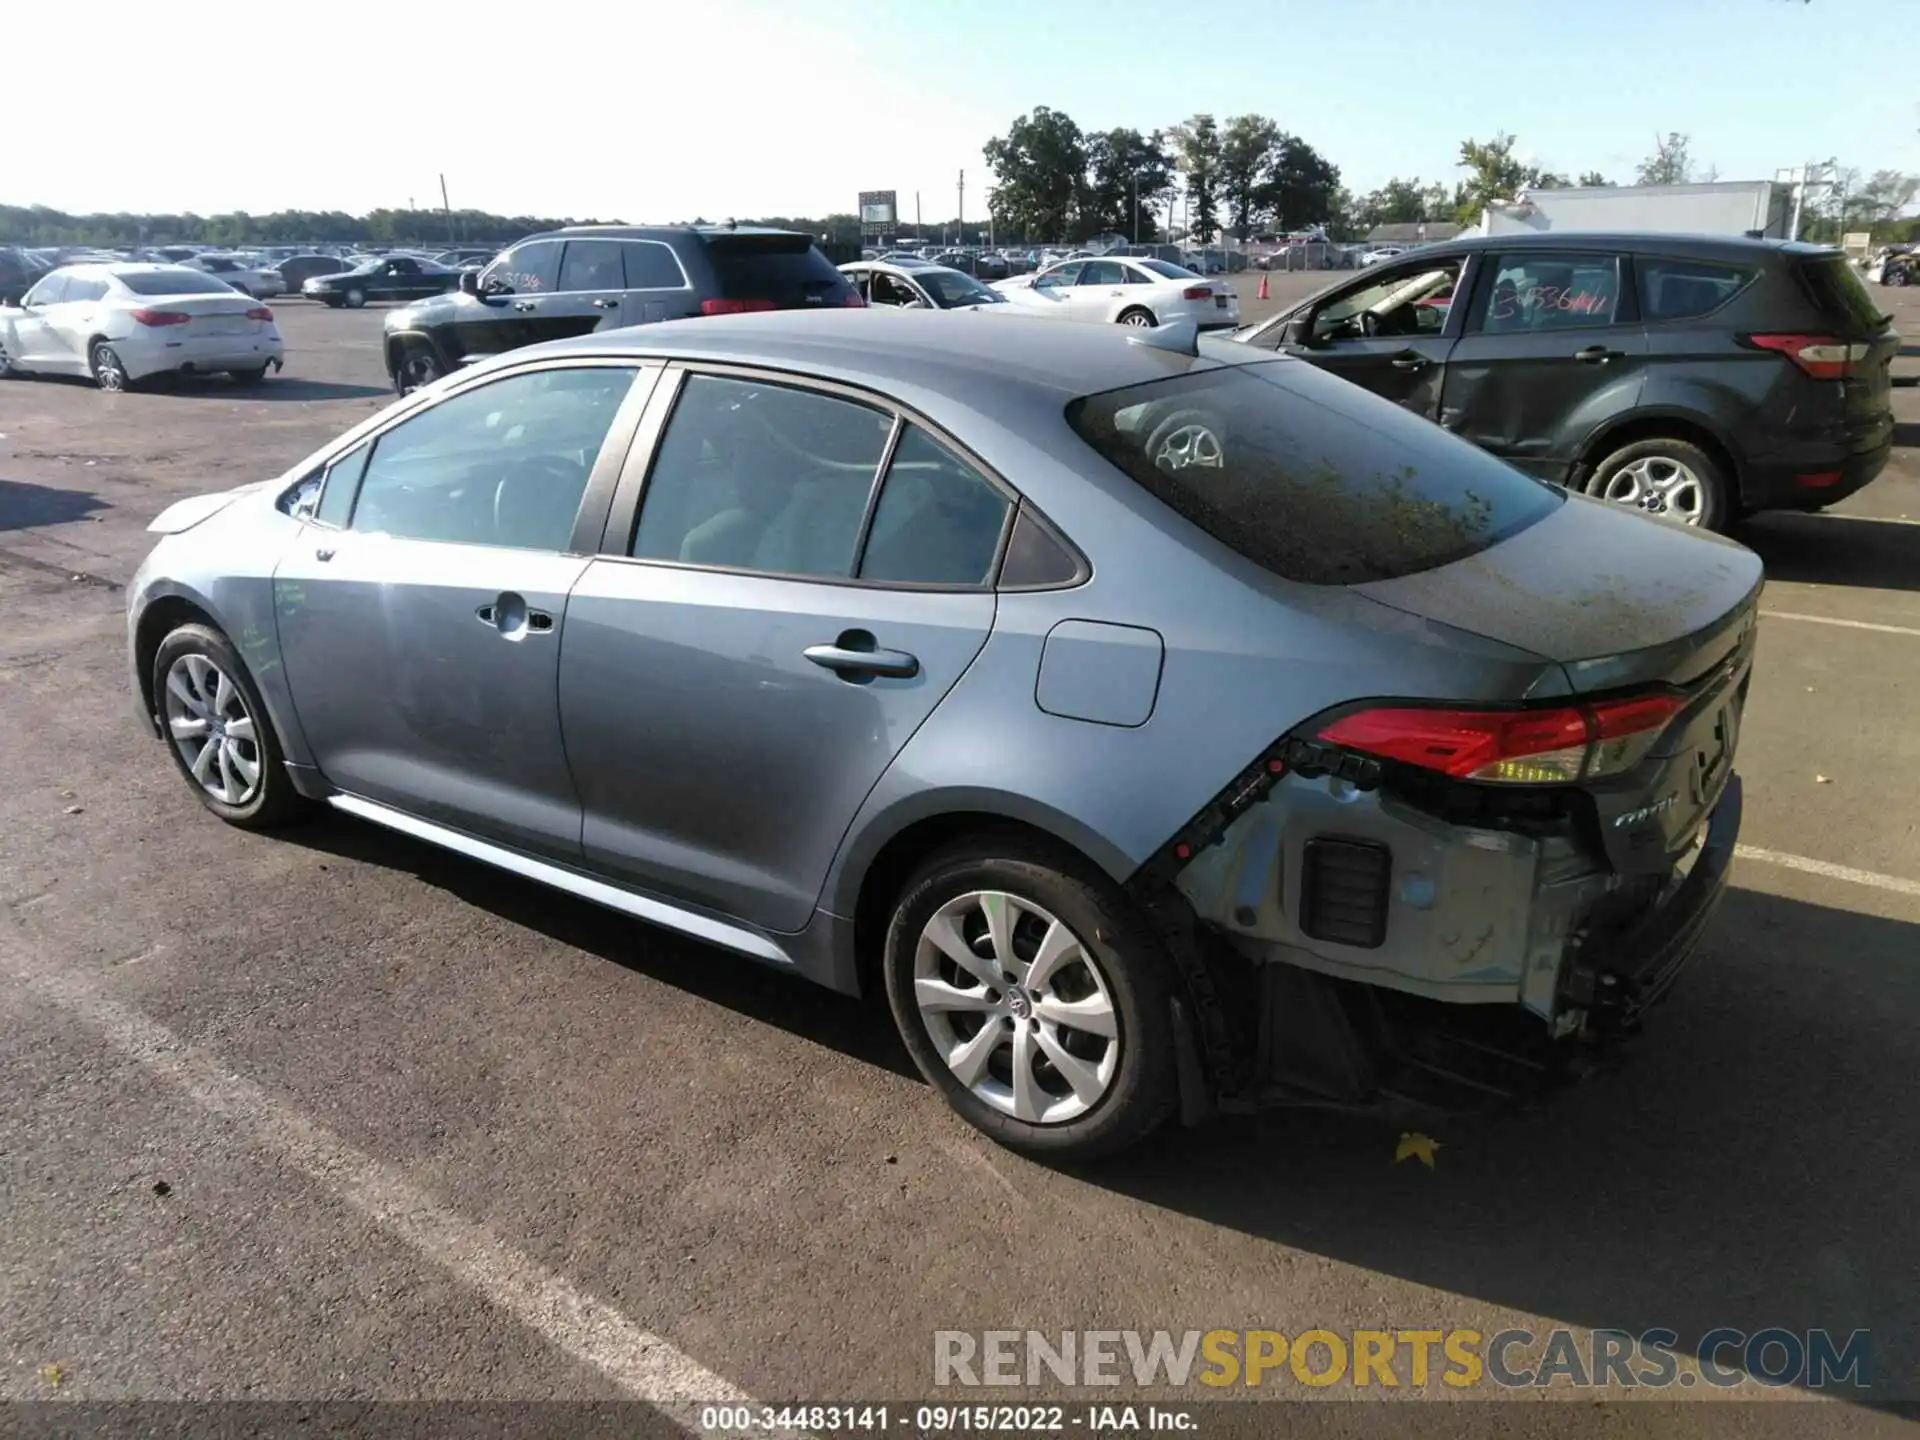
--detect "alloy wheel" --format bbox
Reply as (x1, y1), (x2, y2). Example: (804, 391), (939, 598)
(92, 345), (127, 392)
(399, 350), (442, 394)
(1121, 311), (1155, 327)
(1153, 423), (1223, 472)
(912, 891), (1120, 1125)
(1600, 454), (1706, 524)
(163, 653), (263, 806)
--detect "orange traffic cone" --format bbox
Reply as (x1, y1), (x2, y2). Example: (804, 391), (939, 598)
(1257, 272), (1270, 301)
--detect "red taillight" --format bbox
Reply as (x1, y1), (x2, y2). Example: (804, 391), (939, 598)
(1318, 694), (1683, 785)
(698, 298), (779, 316)
(1182, 286), (1212, 300)
(246, 306), (273, 322)
(131, 309), (191, 327)
(1795, 470), (1843, 489)
(1745, 333), (1870, 380)
(842, 289), (867, 307)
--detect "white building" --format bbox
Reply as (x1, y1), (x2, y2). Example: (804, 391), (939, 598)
(1476, 182), (1793, 239)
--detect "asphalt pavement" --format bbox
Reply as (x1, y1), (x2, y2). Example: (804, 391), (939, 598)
(2, 283), (1918, 1437)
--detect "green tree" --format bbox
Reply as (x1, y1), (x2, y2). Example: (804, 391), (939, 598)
(1218, 114), (1281, 239)
(1083, 127), (1174, 241)
(1636, 132), (1693, 186)
(982, 106), (1089, 241)
(1173, 113), (1223, 243)
(1264, 134), (1343, 232)
(1452, 133), (1559, 224)
(1577, 171), (1614, 187)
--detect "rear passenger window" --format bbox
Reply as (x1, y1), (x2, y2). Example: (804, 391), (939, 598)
(621, 242), (686, 289)
(858, 427), (1009, 586)
(559, 240), (625, 292)
(1638, 259), (1754, 321)
(631, 375), (891, 578)
(1477, 254), (1621, 333)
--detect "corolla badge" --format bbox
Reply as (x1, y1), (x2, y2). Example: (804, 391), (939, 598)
(1615, 794), (1678, 828)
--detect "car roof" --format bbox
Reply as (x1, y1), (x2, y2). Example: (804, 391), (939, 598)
(847, 261), (976, 281)
(1418, 231), (1837, 260)
(43, 262), (200, 278)
(525, 224), (810, 245)
(527, 309), (1237, 412)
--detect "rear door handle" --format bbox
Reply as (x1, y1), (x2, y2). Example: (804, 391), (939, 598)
(591, 297), (620, 310)
(1574, 345), (1618, 364)
(1390, 352), (1429, 371)
(805, 630), (919, 681)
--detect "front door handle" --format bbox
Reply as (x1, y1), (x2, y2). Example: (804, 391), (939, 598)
(512, 300), (537, 312)
(476, 593), (553, 637)
(1390, 352), (1429, 371)
(805, 630), (919, 681)
(1574, 345), (1617, 364)
(591, 297), (620, 310)
(314, 546), (335, 562)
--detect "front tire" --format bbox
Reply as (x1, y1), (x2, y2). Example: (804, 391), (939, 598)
(393, 341), (444, 396)
(152, 623), (310, 830)
(343, 287), (367, 309)
(1118, 307), (1157, 328)
(1586, 437), (1729, 530)
(89, 341), (131, 392)
(883, 835), (1180, 1161)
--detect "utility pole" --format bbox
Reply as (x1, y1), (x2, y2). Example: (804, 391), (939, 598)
(958, 169), (965, 246)
(439, 173), (455, 244)
(1131, 171), (1139, 244)
(915, 191), (922, 242)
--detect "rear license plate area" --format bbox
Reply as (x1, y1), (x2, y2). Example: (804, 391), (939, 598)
(1215, 295), (1229, 307)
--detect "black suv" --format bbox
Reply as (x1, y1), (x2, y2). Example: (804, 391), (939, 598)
(382, 225), (860, 394)
(1234, 233), (1901, 529)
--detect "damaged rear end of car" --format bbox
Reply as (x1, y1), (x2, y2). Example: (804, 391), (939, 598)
(1072, 352), (1761, 1117)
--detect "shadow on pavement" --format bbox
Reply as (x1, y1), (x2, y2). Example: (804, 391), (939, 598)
(1891, 422), (1919, 449)
(280, 812), (919, 1083)
(282, 805), (1919, 1401)
(0, 478), (107, 532)
(1738, 512), (1920, 592)
(1088, 885), (1919, 1404)
(167, 376), (390, 402)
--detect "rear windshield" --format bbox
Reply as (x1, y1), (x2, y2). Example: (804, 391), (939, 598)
(1066, 362), (1562, 586)
(1139, 258), (1198, 280)
(1798, 256), (1888, 333)
(707, 235), (856, 305)
(118, 270), (242, 296)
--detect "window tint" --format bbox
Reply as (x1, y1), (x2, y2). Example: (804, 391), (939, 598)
(64, 278), (108, 302)
(1066, 363), (1561, 586)
(1139, 259), (1197, 280)
(621, 241), (686, 289)
(559, 240), (624, 292)
(858, 427), (1010, 586)
(631, 375), (891, 578)
(1477, 254), (1621, 333)
(350, 366), (636, 551)
(24, 274), (69, 305)
(705, 236), (856, 306)
(482, 240), (562, 295)
(387, 257), (419, 274)
(1637, 258), (1754, 321)
(316, 443), (369, 528)
(118, 269), (246, 296)
(1039, 262), (1084, 287)
(1797, 256), (1887, 333)
(871, 272), (922, 306)
(1313, 263), (1459, 341)
(1079, 260), (1126, 286)
(919, 270), (1001, 306)
(999, 507), (1085, 589)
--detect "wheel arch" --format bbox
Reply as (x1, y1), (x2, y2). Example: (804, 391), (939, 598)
(1575, 410), (1743, 500)
(836, 794), (1137, 997)
(384, 327), (450, 378)
(132, 586), (223, 734)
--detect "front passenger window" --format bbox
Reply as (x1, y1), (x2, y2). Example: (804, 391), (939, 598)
(349, 366), (637, 551)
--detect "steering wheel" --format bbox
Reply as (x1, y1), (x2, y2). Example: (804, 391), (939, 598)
(492, 454), (588, 543)
(1356, 310), (1382, 338)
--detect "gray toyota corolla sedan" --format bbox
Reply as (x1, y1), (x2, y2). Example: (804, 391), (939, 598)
(128, 310), (1758, 1159)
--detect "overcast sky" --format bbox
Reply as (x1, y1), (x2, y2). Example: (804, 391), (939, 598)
(11, 0), (1915, 221)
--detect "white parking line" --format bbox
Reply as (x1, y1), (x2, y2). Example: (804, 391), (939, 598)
(0, 930), (772, 1426)
(1735, 846), (1920, 900)
(1799, 512), (1920, 527)
(1760, 610), (1920, 638)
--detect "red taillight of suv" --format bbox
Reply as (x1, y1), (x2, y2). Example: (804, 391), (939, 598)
(130, 309), (191, 327)
(1743, 333), (1872, 380)
(1318, 694), (1685, 785)
(699, 298), (779, 316)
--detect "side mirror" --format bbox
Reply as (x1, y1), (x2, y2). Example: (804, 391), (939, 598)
(1280, 315), (1314, 348)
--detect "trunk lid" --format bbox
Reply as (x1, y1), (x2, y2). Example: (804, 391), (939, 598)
(1354, 494), (1762, 873)
(1795, 254), (1901, 442)
(135, 293), (270, 336)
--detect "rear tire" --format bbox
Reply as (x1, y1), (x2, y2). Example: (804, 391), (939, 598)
(151, 623), (311, 830)
(882, 834), (1181, 1161)
(1118, 307), (1157, 328)
(1586, 437), (1729, 531)
(89, 341), (131, 392)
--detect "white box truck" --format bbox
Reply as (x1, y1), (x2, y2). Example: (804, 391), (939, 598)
(1478, 182), (1792, 239)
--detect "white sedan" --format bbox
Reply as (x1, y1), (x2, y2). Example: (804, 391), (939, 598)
(0, 264), (285, 391)
(179, 253), (284, 298)
(993, 256), (1239, 330)
(838, 260), (1018, 313)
